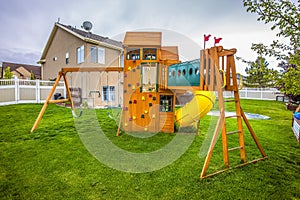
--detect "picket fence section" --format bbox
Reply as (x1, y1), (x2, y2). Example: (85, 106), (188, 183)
(0, 79), (66, 106)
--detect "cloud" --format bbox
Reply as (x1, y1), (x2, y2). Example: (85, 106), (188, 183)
(0, 48), (41, 65)
(0, 0), (279, 73)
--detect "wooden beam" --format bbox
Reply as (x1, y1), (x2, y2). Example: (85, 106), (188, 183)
(241, 108), (267, 158)
(31, 73), (62, 132)
(61, 67), (123, 73)
(48, 99), (70, 103)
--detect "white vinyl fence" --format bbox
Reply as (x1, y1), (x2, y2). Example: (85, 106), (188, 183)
(0, 79), (284, 106)
(223, 87), (283, 100)
(0, 79), (66, 106)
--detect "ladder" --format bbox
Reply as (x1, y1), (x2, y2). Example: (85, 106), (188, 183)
(199, 46), (267, 179)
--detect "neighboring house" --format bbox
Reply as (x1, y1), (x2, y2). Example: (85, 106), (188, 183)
(1, 62), (41, 79)
(39, 22), (124, 107)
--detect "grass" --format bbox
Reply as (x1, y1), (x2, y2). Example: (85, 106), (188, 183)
(0, 99), (299, 199)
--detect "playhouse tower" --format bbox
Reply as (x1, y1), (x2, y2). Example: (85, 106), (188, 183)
(122, 32), (179, 133)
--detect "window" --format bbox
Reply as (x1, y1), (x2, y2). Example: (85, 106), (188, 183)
(141, 63), (158, 92)
(77, 45), (84, 64)
(90, 46), (105, 64)
(109, 86), (115, 101)
(66, 52), (69, 64)
(120, 53), (124, 67)
(143, 48), (157, 60)
(126, 48), (140, 60)
(160, 95), (173, 112)
(102, 86), (115, 101)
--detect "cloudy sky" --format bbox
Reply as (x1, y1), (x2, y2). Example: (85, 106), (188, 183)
(0, 0), (282, 74)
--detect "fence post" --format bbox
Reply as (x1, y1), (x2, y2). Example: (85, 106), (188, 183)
(14, 79), (19, 104)
(63, 81), (67, 99)
(36, 79), (40, 103)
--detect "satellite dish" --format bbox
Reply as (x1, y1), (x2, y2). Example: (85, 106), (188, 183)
(82, 21), (93, 31)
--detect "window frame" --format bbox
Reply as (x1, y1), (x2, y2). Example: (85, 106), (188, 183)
(77, 45), (84, 64)
(90, 46), (105, 64)
(102, 85), (115, 102)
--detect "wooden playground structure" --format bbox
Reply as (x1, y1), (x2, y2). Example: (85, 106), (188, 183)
(31, 31), (267, 179)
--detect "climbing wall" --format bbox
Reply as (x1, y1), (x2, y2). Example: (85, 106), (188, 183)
(121, 32), (180, 133)
(122, 60), (161, 132)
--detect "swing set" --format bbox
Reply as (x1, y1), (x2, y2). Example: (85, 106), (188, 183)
(30, 67), (122, 133)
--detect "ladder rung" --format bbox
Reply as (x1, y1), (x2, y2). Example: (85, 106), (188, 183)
(228, 146), (243, 151)
(226, 130), (241, 135)
(225, 115), (241, 118)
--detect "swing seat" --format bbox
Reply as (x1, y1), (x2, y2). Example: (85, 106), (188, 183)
(72, 109), (83, 118)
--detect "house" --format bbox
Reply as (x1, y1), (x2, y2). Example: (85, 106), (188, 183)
(1, 62), (41, 79)
(39, 22), (124, 107)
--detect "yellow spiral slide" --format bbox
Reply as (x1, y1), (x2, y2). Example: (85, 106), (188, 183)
(175, 91), (216, 127)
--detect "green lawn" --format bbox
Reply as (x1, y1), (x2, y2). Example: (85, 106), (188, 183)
(0, 99), (299, 199)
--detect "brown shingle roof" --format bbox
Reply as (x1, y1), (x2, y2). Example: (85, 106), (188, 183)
(58, 23), (122, 48)
(1, 62), (41, 79)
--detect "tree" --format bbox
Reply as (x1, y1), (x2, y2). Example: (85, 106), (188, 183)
(243, 0), (300, 108)
(243, 0), (299, 60)
(30, 70), (35, 80)
(275, 52), (300, 104)
(4, 67), (13, 79)
(243, 56), (278, 88)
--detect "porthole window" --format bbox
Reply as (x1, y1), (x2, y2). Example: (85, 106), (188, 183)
(178, 69), (181, 76)
(189, 68), (193, 75)
(182, 69), (186, 76)
(195, 67), (199, 75)
(171, 70), (175, 77)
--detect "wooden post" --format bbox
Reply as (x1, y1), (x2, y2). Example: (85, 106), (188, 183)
(200, 50), (205, 90)
(241, 108), (267, 158)
(30, 73), (62, 132)
(62, 73), (75, 110)
(200, 114), (225, 178)
(116, 109), (123, 136)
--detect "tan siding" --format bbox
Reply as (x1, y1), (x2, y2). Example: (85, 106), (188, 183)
(42, 25), (124, 107)
(43, 28), (85, 80)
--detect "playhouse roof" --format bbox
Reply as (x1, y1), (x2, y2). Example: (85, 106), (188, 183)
(123, 32), (162, 48)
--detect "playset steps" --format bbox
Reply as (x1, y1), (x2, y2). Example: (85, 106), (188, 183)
(226, 130), (241, 135)
(199, 46), (267, 179)
(228, 146), (243, 152)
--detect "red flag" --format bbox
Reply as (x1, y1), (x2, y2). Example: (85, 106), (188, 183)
(214, 37), (222, 45)
(204, 34), (211, 42)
